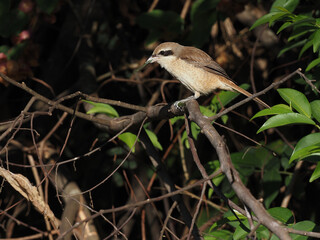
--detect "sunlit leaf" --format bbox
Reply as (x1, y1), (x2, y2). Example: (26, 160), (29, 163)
(311, 100), (320, 123)
(83, 100), (119, 117)
(290, 132), (320, 162)
(251, 104), (293, 120)
(268, 207), (294, 224)
(181, 130), (189, 149)
(277, 22), (293, 34)
(199, 105), (215, 117)
(145, 129), (163, 151)
(310, 162), (320, 182)
(118, 132), (137, 153)
(277, 88), (311, 117)
(306, 57), (320, 71)
(191, 122), (200, 140)
(270, 0), (299, 12)
(221, 114), (228, 124)
(204, 230), (233, 240)
(250, 12), (279, 30)
(257, 113), (315, 133)
(269, 12), (290, 26)
(170, 116), (184, 125)
(234, 219), (269, 240)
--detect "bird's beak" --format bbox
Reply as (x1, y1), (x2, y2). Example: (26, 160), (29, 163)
(135, 55), (157, 72)
(146, 55), (157, 64)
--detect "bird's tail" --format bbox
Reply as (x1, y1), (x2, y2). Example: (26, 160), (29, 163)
(227, 81), (270, 109)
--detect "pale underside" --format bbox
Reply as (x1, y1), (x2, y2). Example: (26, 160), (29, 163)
(157, 56), (235, 96)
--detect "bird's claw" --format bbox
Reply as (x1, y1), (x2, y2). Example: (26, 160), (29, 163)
(174, 101), (186, 110)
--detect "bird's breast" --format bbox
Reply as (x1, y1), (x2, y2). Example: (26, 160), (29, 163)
(160, 58), (231, 95)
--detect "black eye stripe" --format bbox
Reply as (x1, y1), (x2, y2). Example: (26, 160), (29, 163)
(159, 50), (173, 56)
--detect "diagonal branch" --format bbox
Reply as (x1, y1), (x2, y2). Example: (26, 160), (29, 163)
(186, 100), (291, 240)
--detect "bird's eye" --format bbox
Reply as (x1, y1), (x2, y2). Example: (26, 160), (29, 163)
(158, 50), (173, 56)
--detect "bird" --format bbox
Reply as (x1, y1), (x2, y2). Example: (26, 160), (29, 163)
(146, 42), (270, 108)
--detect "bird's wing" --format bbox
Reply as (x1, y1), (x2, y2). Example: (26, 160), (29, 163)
(179, 46), (232, 81)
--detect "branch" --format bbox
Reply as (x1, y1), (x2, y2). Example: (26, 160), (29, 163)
(186, 100), (291, 240)
(0, 72), (181, 135)
(209, 68), (302, 121)
(139, 128), (202, 240)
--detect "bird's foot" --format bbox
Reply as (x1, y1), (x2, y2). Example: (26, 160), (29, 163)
(174, 100), (186, 110)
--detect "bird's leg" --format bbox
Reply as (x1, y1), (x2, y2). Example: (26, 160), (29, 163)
(174, 92), (201, 110)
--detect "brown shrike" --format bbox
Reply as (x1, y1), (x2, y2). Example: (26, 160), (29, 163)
(146, 42), (269, 108)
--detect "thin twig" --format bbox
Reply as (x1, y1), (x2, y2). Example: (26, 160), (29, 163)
(209, 68), (302, 121)
(159, 201), (178, 240)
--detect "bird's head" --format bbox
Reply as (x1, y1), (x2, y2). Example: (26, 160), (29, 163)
(146, 42), (183, 68)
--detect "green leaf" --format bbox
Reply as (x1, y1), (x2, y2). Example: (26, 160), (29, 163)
(257, 113), (316, 133)
(290, 221), (316, 239)
(221, 114), (228, 124)
(170, 116), (184, 125)
(206, 160), (224, 189)
(269, 12), (290, 26)
(263, 167), (282, 208)
(277, 88), (311, 117)
(310, 162), (320, 182)
(181, 130), (189, 149)
(145, 129), (163, 151)
(290, 132), (320, 162)
(306, 57), (320, 71)
(311, 100), (320, 123)
(277, 39), (307, 57)
(233, 220), (251, 240)
(313, 29), (320, 52)
(299, 38), (314, 58)
(191, 122), (200, 140)
(199, 105), (215, 117)
(288, 28), (314, 42)
(277, 21), (293, 34)
(36, 0), (60, 14)
(204, 230), (233, 240)
(209, 212), (246, 233)
(118, 132), (138, 153)
(251, 104), (293, 120)
(268, 207), (294, 224)
(270, 0), (299, 12)
(250, 12), (279, 30)
(83, 100), (119, 117)
(233, 219), (269, 240)
(278, 15), (315, 36)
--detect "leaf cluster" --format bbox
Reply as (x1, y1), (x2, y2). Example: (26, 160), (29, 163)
(251, 0), (320, 71)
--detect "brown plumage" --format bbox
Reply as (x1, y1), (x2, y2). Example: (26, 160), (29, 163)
(147, 42), (269, 108)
